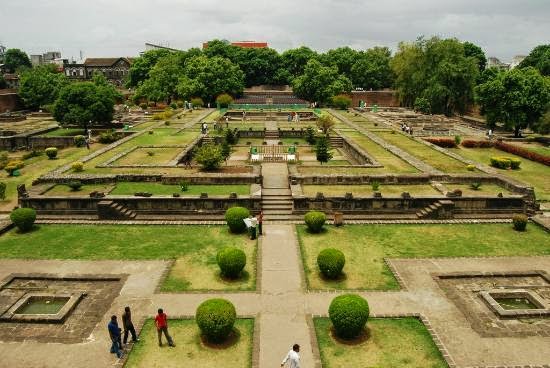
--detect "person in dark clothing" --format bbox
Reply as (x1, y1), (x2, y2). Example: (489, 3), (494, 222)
(258, 210), (263, 236)
(122, 306), (139, 344)
(108, 315), (123, 359)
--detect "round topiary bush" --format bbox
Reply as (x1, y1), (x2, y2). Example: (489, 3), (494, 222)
(10, 207), (37, 232)
(225, 207), (250, 234)
(329, 294), (370, 339)
(196, 298), (236, 343)
(217, 247), (246, 278)
(45, 147), (58, 159)
(74, 135), (86, 147)
(317, 248), (345, 279)
(512, 214), (528, 231)
(71, 161), (84, 172)
(304, 211), (326, 233)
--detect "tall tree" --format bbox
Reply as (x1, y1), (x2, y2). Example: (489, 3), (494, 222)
(476, 67), (550, 136)
(53, 78), (117, 128)
(3, 48), (31, 73)
(321, 46), (360, 81)
(177, 55), (245, 103)
(18, 65), (68, 109)
(463, 41), (487, 73)
(126, 48), (173, 88)
(350, 47), (394, 90)
(292, 60), (352, 104)
(133, 53), (185, 103)
(233, 47), (283, 87)
(315, 136), (333, 164)
(281, 46), (318, 79)
(519, 44), (550, 76)
(391, 37), (479, 115)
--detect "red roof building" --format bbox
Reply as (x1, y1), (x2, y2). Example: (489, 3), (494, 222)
(203, 41), (268, 49)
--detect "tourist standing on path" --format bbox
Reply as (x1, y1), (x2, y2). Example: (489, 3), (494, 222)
(258, 210), (263, 236)
(122, 306), (139, 344)
(108, 315), (123, 359)
(281, 344), (300, 368)
(155, 308), (175, 347)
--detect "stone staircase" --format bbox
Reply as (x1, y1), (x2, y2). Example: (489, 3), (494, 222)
(264, 130), (279, 141)
(329, 136), (343, 147)
(97, 200), (137, 220)
(416, 200), (455, 219)
(262, 188), (293, 221)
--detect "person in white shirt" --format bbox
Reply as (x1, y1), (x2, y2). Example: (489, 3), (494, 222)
(281, 344), (300, 368)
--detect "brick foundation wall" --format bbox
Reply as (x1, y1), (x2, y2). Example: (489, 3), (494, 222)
(347, 91), (399, 107)
(0, 90), (21, 113)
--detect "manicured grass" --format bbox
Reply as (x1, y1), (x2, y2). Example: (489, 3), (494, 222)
(114, 147), (181, 166)
(450, 146), (550, 201)
(297, 223), (550, 290)
(0, 225), (256, 291)
(45, 184), (114, 196)
(302, 184), (440, 197)
(40, 128), (86, 137)
(338, 130), (418, 173)
(377, 131), (471, 173)
(110, 182), (250, 196)
(513, 141), (550, 157)
(444, 183), (513, 197)
(314, 317), (447, 368)
(125, 319), (254, 368)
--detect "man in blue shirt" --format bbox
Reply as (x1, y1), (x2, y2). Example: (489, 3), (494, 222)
(108, 315), (123, 359)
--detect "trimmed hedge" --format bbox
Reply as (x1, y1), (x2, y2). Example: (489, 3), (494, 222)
(45, 147), (58, 159)
(10, 208), (37, 232)
(217, 247), (246, 278)
(304, 211), (326, 233)
(71, 161), (84, 172)
(317, 248), (345, 279)
(512, 214), (528, 231)
(225, 207), (250, 234)
(4, 160), (24, 176)
(490, 156), (521, 170)
(74, 135), (86, 147)
(424, 137), (456, 148)
(196, 298), (237, 343)
(461, 140), (494, 148)
(495, 141), (550, 167)
(329, 294), (370, 339)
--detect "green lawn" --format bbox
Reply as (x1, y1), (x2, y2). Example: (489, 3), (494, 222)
(302, 184), (440, 197)
(443, 183), (513, 197)
(40, 128), (86, 137)
(297, 223), (550, 290)
(125, 319), (254, 368)
(0, 225), (256, 291)
(513, 142), (550, 157)
(338, 130), (418, 173)
(114, 147), (181, 166)
(110, 182), (250, 196)
(376, 131), (471, 173)
(450, 146), (550, 201)
(314, 317), (447, 368)
(45, 184), (115, 196)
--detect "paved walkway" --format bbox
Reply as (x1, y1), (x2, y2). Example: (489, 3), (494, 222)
(261, 163), (289, 189)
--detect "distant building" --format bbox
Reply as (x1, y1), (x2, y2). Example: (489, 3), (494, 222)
(509, 55), (526, 69)
(144, 43), (181, 53)
(63, 57), (133, 85)
(202, 40), (268, 49)
(30, 51), (62, 67)
(487, 57), (510, 71)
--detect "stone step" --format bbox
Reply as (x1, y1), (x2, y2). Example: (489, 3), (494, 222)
(262, 198), (293, 203)
(261, 189), (292, 195)
(262, 205), (293, 211)
(261, 196), (292, 201)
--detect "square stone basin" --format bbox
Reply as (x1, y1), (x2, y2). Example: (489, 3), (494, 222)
(0, 293), (84, 323)
(480, 289), (550, 318)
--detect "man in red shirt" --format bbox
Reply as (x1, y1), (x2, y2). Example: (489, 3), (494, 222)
(155, 308), (175, 347)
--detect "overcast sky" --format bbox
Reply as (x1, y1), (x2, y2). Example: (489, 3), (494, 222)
(1, 0), (548, 62)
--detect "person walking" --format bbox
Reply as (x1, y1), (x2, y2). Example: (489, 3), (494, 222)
(281, 344), (300, 368)
(122, 306), (139, 344)
(155, 308), (175, 347)
(108, 315), (123, 359)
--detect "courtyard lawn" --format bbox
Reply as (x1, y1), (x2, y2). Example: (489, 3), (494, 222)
(297, 223), (550, 290)
(40, 128), (86, 137)
(443, 183), (514, 197)
(450, 146), (550, 201)
(110, 183), (250, 196)
(337, 130), (418, 173)
(125, 319), (254, 368)
(314, 317), (447, 368)
(44, 183), (115, 196)
(512, 141), (550, 157)
(376, 131), (472, 173)
(0, 225), (256, 291)
(114, 147), (181, 166)
(302, 184), (440, 197)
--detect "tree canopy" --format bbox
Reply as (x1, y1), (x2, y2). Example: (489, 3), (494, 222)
(3, 49), (31, 73)
(18, 65), (68, 109)
(293, 59), (352, 104)
(475, 67), (550, 136)
(391, 37), (479, 115)
(519, 44), (550, 76)
(350, 47), (394, 90)
(463, 41), (487, 73)
(53, 76), (119, 127)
